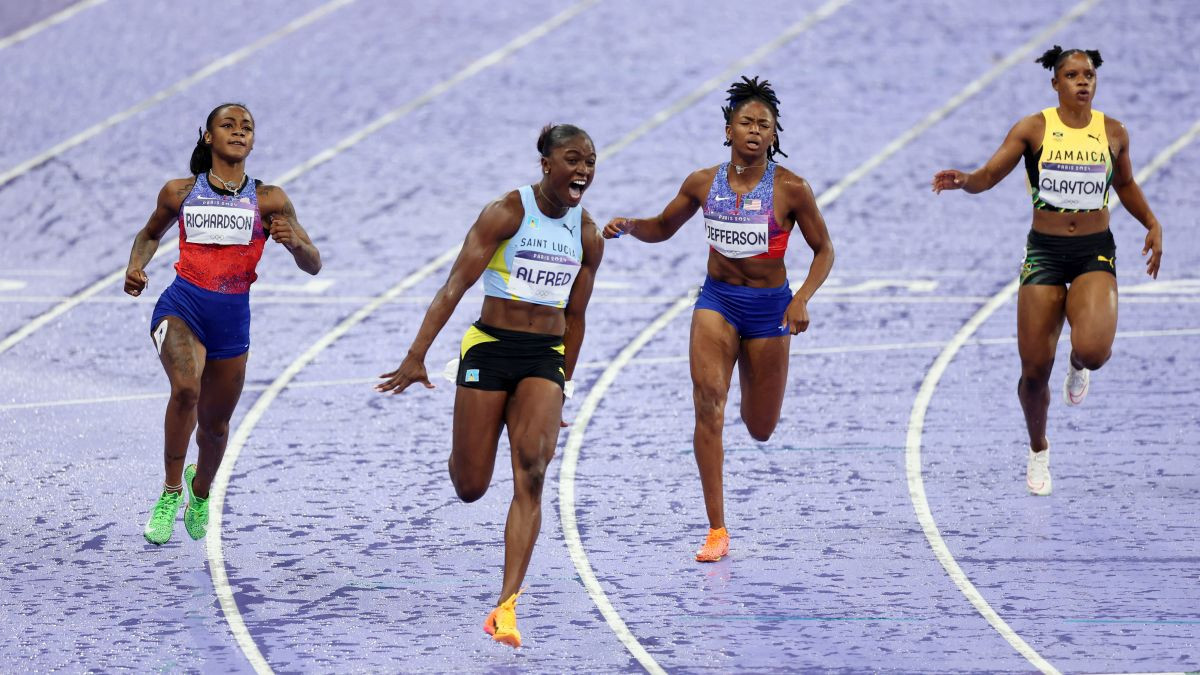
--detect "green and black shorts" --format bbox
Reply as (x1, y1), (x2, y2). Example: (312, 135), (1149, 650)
(1020, 229), (1116, 286)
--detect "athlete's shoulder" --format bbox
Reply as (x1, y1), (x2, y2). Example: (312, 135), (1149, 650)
(772, 164), (815, 201)
(159, 177), (196, 209)
(681, 165), (719, 197)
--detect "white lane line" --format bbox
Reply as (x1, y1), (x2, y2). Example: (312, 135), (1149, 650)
(8, 325), (1199, 413)
(904, 112), (1200, 674)
(560, 296), (693, 675)
(201, 5), (600, 672)
(205, 248), (460, 675)
(0, 0), (356, 189)
(273, 0), (599, 185)
(556, 0), (1100, 669)
(598, 0), (853, 161)
(0, 0), (593, 359)
(6, 292), (1199, 306)
(0, 0), (106, 51)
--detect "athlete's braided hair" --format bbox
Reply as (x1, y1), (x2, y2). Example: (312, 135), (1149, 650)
(536, 123), (592, 158)
(722, 75), (787, 160)
(190, 102), (252, 175)
(1035, 45), (1103, 74)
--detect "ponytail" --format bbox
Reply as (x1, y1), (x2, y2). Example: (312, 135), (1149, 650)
(1035, 45), (1104, 73)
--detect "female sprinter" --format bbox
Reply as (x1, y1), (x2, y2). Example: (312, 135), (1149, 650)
(932, 47), (1164, 496)
(603, 76), (834, 563)
(376, 124), (602, 648)
(125, 103), (321, 544)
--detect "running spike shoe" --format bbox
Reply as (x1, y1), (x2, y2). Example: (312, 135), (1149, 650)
(695, 527), (730, 562)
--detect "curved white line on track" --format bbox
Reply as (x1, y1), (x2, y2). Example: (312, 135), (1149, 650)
(904, 117), (1200, 675)
(0, 0), (595, 359)
(8, 324), (1200, 413)
(0, 0), (356, 190)
(0, 0), (106, 51)
(206, 247), (460, 674)
(201, 4), (601, 672)
(556, 1), (1100, 669)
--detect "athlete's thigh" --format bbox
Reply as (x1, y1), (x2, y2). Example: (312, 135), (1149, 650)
(1016, 284), (1068, 368)
(197, 353), (249, 426)
(690, 309), (740, 396)
(737, 334), (791, 422)
(504, 377), (564, 465)
(154, 316), (206, 386)
(1064, 271), (1118, 349)
(450, 386), (509, 482)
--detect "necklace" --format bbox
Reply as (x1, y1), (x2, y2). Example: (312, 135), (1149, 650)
(733, 161), (766, 175)
(209, 169), (245, 192)
(535, 183), (566, 214)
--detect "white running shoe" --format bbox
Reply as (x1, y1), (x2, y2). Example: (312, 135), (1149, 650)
(1026, 446), (1052, 496)
(1063, 361), (1090, 406)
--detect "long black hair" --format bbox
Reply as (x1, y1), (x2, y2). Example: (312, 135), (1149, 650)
(1035, 45), (1104, 74)
(722, 75), (787, 160)
(536, 123), (591, 157)
(189, 102), (252, 175)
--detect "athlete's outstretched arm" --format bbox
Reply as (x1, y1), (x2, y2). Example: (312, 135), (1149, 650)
(602, 168), (711, 242)
(780, 172), (834, 334)
(259, 185), (322, 275)
(376, 193), (522, 394)
(1107, 120), (1163, 278)
(562, 211), (605, 383)
(932, 115), (1038, 194)
(124, 179), (192, 297)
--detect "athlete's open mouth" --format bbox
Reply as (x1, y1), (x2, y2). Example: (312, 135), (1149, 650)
(568, 179), (587, 200)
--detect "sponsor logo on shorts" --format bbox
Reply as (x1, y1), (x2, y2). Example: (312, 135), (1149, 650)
(465, 369), (480, 383)
(1097, 254), (1115, 269)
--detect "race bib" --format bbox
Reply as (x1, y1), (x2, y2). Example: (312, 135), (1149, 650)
(1038, 162), (1107, 210)
(182, 204), (256, 245)
(704, 215), (769, 259)
(508, 250), (579, 305)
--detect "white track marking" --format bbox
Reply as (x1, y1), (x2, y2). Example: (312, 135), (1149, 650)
(0, 0), (357, 359)
(904, 112), (1199, 674)
(557, 1), (1102, 670)
(598, 0), (852, 162)
(205, 247), (460, 674)
(200, 5), (599, 672)
(0, 0), (593, 359)
(0, 0), (355, 189)
(0, 0), (106, 51)
(8, 325), (1199, 413)
(560, 296), (693, 675)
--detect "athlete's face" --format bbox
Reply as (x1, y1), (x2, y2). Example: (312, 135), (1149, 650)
(540, 135), (596, 208)
(726, 100), (776, 159)
(205, 106), (255, 162)
(1052, 53), (1097, 107)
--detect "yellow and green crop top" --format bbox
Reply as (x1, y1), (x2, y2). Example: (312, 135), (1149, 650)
(1023, 107), (1114, 212)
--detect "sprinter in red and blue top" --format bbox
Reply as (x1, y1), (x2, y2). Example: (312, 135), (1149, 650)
(125, 103), (321, 546)
(933, 47), (1165, 497)
(604, 77), (835, 564)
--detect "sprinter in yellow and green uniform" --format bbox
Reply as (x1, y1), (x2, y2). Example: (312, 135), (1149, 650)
(933, 46), (1164, 496)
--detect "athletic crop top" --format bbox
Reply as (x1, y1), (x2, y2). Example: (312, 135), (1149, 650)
(703, 161), (789, 259)
(174, 173), (266, 294)
(481, 185), (583, 308)
(1024, 107), (1114, 212)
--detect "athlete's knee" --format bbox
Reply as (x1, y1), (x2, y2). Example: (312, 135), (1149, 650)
(1019, 358), (1054, 384)
(693, 386), (727, 424)
(169, 381), (201, 409)
(196, 419), (229, 445)
(448, 464), (488, 503)
(514, 442), (552, 496)
(1072, 346), (1110, 371)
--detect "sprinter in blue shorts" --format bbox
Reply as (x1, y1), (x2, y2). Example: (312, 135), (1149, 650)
(604, 77), (835, 563)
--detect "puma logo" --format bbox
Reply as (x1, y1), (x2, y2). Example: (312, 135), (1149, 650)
(562, 222), (576, 234)
(1087, 133), (1102, 144)
(1097, 254), (1115, 269)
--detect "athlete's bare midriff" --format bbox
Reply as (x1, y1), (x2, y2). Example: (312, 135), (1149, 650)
(1031, 206), (1110, 237)
(480, 296), (566, 336)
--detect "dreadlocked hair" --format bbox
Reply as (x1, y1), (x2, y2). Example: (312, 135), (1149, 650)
(722, 75), (787, 160)
(1035, 45), (1104, 73)
(190, 102), (252, 175)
